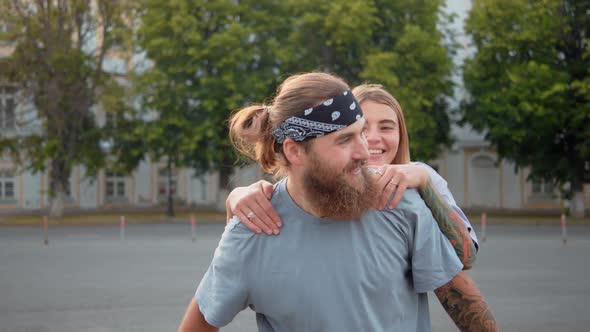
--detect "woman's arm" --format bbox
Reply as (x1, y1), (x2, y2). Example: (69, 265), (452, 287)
(370, 163), (477, 269)
(419, 179), (477, 269)
(415, 162), (479, 250)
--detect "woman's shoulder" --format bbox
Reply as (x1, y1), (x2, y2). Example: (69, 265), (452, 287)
(411, 161), (446, 183)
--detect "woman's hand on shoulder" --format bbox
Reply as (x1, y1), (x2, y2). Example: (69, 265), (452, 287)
(368, 163), (429, 210)
(225, 180), (281, 235)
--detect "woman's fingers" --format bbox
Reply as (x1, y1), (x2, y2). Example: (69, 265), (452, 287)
(373, 167), (392, 206)
(249, 197), (280, 235)
(234, 209), (262, 234)
(261, 181), (275, 199)
(255, 192), (282, 228)
(385, 171), (405, 209)
(388, 181), (407, 209)
(236, 197), (274, 235)
(235, 186), (280, 234)
(370, 163), (432, 209)
(256, 181), (282, 227)
(375, 165), (399, 209)
(379, 176), (400, 209)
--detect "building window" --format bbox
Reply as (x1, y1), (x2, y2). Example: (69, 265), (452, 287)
(64, 180), (71, 197)
(471, 155), (496, 168)
(106, 171), (126, 201)
(0, 171), (15, 201)
(0, 86), (16, 130)
(531, 179), (554, 197)
(158, 168), (177, 200)
(0, 21), (11, 33)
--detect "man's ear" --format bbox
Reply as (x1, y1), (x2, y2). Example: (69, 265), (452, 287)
(282, 139), (306, 166)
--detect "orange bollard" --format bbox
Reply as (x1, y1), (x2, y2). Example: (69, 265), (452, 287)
(481, 213), (487, 242)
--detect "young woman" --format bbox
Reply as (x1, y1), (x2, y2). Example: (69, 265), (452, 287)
(226, 84), (478, 265)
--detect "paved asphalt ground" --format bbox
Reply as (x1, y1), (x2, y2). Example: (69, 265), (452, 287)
(1, 222), (589, 332)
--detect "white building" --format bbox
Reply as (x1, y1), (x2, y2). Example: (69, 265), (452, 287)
(431, 0), (589, 214)
(0, 4), (260, 215)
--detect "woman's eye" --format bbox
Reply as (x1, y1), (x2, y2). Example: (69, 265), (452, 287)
(381, 126), (394, 131)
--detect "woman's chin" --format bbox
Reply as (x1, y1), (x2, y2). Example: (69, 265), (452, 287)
(368, 155), (388, 166)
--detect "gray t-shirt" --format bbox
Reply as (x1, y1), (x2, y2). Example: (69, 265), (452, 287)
(195, 178), (462, 331)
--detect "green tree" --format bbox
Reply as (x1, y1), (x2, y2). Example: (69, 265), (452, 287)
(131, 0), (284, 215)
(129, 0), (457, 215)
(282, 0), (457, 161)
(0, 0), (133, 217)
(463, 0), (590, 217)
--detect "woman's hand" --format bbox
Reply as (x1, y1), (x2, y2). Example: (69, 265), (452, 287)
(368, 164), (429, 210)
(225, 180), (282, 235)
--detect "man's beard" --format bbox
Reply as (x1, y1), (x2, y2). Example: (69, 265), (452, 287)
(302, 154), (377, 220)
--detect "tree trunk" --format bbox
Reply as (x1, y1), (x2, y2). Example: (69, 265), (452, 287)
(48, 159), (70, 218)
(166, 158), (175, 217)
(49, 189), (65, 218)
(570, 190), (585, 218)
(569, 167), (586, 218)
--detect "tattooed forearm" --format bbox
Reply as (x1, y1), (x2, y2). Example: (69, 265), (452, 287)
(435, 272), (500, 332)
(419, 179), (476, 269)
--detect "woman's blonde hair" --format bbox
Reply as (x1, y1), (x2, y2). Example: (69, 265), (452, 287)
(229, 72), (349, 177)
(352, 84), (410, 164)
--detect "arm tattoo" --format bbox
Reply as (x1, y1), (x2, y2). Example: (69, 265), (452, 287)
(419, 179), (476, 269)
(435, 272), (500, 332)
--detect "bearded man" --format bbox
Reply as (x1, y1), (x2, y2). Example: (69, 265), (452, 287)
(178, 73), (498, 332)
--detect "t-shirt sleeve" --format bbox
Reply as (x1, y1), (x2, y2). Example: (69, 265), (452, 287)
(401, 190), (463, 293)
(194, 217), (253, 327)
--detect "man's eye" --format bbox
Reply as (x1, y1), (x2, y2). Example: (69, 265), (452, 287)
(339, 137), (351, 144)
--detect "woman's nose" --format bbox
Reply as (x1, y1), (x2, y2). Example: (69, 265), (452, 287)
(365, 128), (379, 143)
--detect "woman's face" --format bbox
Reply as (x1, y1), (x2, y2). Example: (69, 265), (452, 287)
(361, 100), (400, 166)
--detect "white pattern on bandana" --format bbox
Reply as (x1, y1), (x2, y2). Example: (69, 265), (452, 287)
(272, 117), (345, 143)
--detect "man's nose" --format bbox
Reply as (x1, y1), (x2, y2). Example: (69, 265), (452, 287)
(353, 136), (369, 160)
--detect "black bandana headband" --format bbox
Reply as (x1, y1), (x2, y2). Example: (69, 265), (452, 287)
(271, 90), (363, 144)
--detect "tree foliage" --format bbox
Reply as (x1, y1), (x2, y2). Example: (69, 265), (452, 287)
(0, 0), (133, 217)
(463, 0), (590, 216)
(132, 0), (457, 196)
(0, 0), (457, 215)
(130, 0), (285, 214)
(280, 0), (456, 161)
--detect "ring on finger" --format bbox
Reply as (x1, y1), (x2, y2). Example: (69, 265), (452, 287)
(367, 168), (382, 175)
(389, 180), (398, 186)
(246, 211), (256, 219)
